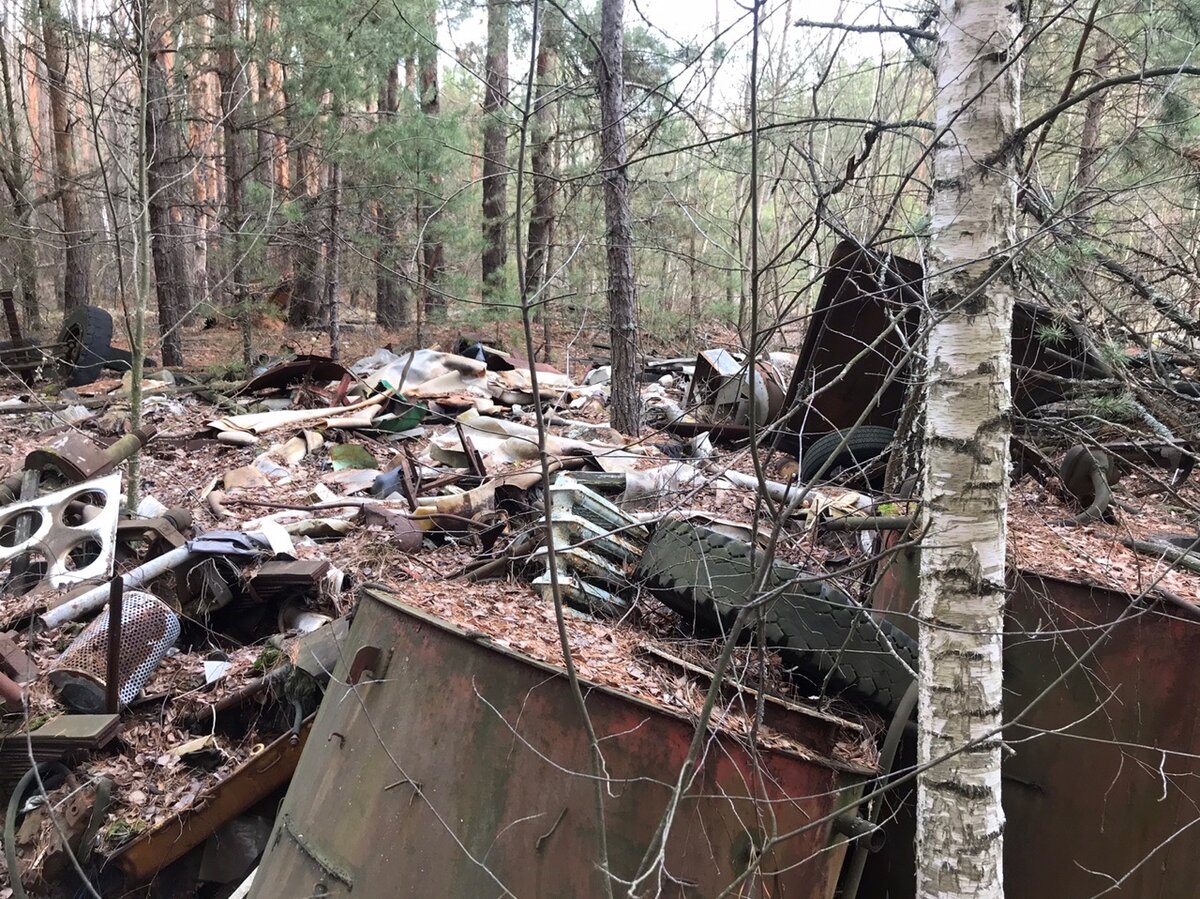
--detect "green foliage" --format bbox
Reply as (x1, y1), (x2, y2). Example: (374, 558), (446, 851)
(1099, 340), (1128, 371)
(1082, 393), (1138, 422)
(1036, 321), (1069, 347)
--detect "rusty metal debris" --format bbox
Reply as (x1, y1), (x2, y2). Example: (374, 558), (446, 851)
(1, 298), (1197, 899)
(113, 719), (313, 884)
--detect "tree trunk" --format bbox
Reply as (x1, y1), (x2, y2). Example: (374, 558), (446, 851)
(218, 0), (252, 362)
(917, 0), (1019, 894)
(186, 12), (218, 312)
(376, 62), (407, 328)
(525, 5), (561, 306)
(419, 10), (446, 323)
(1071, 45), (1113, 220)
(289, 134), (321, 328)
(325, 161), (341, 360)
(481, 0), (509, 305)
(599, 0), (641, 436)
(259, 6), (291, 277)
(39, 0), (89, 313)
(146, 21), (190, 367)
(0, 32), (38, 329)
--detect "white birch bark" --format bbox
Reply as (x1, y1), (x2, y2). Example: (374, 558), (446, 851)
(917, 0), (1019, 893)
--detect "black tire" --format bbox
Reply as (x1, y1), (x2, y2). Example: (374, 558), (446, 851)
(636, 519), (916, 713)
(57, 306), (113, 387)
(800, 426), (895, 488)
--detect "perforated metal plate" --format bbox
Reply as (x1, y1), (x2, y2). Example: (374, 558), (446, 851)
(50, 590), (180, 711)
(0, 472), (120, 588)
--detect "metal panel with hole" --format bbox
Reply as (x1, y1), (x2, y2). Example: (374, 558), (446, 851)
(0, 472), (120, 588)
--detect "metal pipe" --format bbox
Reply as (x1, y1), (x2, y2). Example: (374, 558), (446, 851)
(821, 515), (913, 532)
(105, 577), (124, 713)
(39, 544), (195, 630)
(0, 425), (157, 506)
(839, 679), (919, 899)
(832, 814), (886, 853)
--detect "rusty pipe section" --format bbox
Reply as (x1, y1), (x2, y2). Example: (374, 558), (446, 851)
(0, 426), (157, 505)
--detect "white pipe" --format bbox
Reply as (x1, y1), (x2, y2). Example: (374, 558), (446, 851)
(39, 545), (196, 629)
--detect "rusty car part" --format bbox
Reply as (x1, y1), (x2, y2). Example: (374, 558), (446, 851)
(0, 472), (121, 591)
(105, 578), (123, 713)
(0, 426), (156, 505)
(0, 631), (36, 682)
(639, 643), (869, 759)
(112, 718), (313, 884)
(50, 590), (180, 712)
(776, 240), (1107, 458)
(237, 354), (354, 396)
(250, 587), (871, 898)
(360, 505), (423, 552)
(684, 348), (787, 429)
(249, 559), (335, 604)
(864, 540), (1200, 897)
(115, 509), (190, 561)
(25, 427), (156, 484)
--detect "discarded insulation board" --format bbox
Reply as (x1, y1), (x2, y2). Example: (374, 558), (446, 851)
(250, 587), (869, 899)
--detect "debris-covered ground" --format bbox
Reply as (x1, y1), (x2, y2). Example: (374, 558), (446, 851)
(2, 313), (1199, 897)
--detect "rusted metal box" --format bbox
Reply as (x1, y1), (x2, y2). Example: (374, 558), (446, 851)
(251, 587), (873, 897)
(866, 559), (1200, 897)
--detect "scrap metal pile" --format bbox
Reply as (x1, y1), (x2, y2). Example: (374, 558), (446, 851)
(0, 338), (903, 898)
(4, 245), (1200, 896)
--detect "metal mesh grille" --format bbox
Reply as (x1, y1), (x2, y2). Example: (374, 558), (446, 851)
(50, 590), (180, 711)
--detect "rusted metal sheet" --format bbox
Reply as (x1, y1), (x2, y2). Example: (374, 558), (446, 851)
(113, 720), (311, 883)
(251, 587), (872, 898)
(237, 355), (352, 395)
(866, 559), (1200, 897)
(777, 240), (1104, 453)
(778, 242), (922, 452)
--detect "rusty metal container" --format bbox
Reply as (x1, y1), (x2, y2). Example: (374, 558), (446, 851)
(866, 560), (1200, 897)
(251, 587), (874, 898)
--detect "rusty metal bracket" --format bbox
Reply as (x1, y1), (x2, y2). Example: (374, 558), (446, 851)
(455, 422), (487, 478)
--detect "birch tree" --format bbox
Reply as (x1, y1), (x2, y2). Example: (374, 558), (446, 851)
(917, 0), (1019, 895)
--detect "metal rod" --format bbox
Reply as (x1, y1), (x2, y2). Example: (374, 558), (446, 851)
(821, 515), (913, 532)
(39, 544), (195, 629)
(105, 577), (123, 713)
